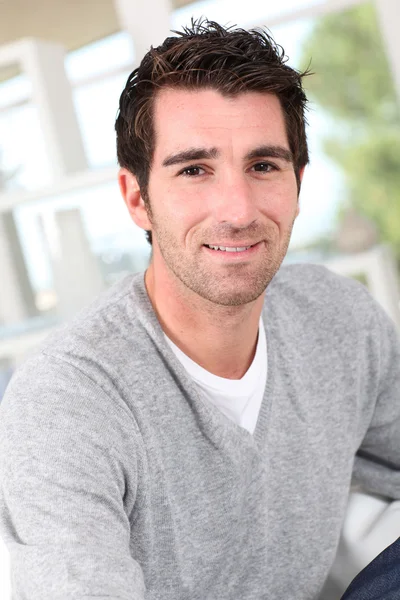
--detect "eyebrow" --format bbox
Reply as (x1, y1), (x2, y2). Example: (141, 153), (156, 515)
(162, 147), (219, 167)
(245, 145), (294, 164)
(161, 144), (294, 168)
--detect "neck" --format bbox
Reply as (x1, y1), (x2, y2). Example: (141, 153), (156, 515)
(145, 264), (265, 379)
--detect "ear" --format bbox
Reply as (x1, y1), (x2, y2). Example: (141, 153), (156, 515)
(118, 168), (152, 231)
(295, 166), (306, 218)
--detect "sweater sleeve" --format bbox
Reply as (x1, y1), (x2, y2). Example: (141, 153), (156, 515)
(0, 353), (145, 600)
(352, 293), (400, 501)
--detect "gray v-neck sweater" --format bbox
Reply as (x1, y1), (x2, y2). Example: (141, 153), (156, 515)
(1, 264), (399, 600)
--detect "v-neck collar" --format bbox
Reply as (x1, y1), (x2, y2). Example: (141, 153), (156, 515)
(129, 272), (277, 454)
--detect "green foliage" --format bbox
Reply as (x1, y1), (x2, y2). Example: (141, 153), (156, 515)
(299, 3), (400, 261)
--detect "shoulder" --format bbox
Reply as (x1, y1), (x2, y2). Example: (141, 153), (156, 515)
(2, 273), (154, 415)
(265, 264), (400, 406)
(0, 275), (149, 459)
(270, 262), (365, 302)
(266, 263), (397, 342)
(271, 264), (374, 309)
(29, 272), (150, 373)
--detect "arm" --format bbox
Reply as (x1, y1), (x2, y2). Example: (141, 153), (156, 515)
(352, 291), (400, 500)
(323, 286), (400, 596)
(0, 353), (145, 600)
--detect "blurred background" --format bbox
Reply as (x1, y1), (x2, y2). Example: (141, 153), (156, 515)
(0, 1), (400, 596)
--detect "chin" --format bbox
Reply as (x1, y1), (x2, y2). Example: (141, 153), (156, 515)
(196, 284), (268, 307)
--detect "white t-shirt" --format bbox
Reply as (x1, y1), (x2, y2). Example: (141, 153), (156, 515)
(164, 319), (267, 434)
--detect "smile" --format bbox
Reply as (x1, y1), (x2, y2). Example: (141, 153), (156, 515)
(205, 244), (253, 252)
(203, 242), (261, 259)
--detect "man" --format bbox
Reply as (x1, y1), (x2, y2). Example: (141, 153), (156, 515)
(0, 20), (399, 600)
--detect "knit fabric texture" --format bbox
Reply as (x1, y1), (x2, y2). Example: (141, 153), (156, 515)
(1, 264), (399, 600)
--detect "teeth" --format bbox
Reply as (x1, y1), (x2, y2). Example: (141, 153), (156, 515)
(208, 245), (251, 252)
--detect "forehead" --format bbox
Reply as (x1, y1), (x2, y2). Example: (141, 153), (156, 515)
(152, 88), (289, 158)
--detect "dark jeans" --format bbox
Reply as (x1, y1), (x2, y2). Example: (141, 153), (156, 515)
(340, 537), (400, 599)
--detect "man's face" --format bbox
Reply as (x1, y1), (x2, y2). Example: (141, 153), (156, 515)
(146, 88), (301, 306)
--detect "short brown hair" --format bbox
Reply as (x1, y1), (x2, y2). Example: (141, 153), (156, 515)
(115, 19), (310, 244)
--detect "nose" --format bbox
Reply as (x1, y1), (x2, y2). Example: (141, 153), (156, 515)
(212, 172), (258, 228)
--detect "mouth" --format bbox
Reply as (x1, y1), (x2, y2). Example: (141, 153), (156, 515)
(202, 241), (262, 259)
(203, 242), (258, 253)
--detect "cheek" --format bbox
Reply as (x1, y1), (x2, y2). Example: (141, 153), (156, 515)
(151, 182), (209, 231)
(170, 181), (209, 216)
(260, 182), (299, 224)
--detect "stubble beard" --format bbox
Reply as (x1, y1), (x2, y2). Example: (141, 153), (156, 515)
(149, 213), (295, 307)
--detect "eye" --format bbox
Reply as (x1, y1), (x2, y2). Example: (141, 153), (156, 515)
(179, 165), (205, 177)
(252, 162), (278, 173)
